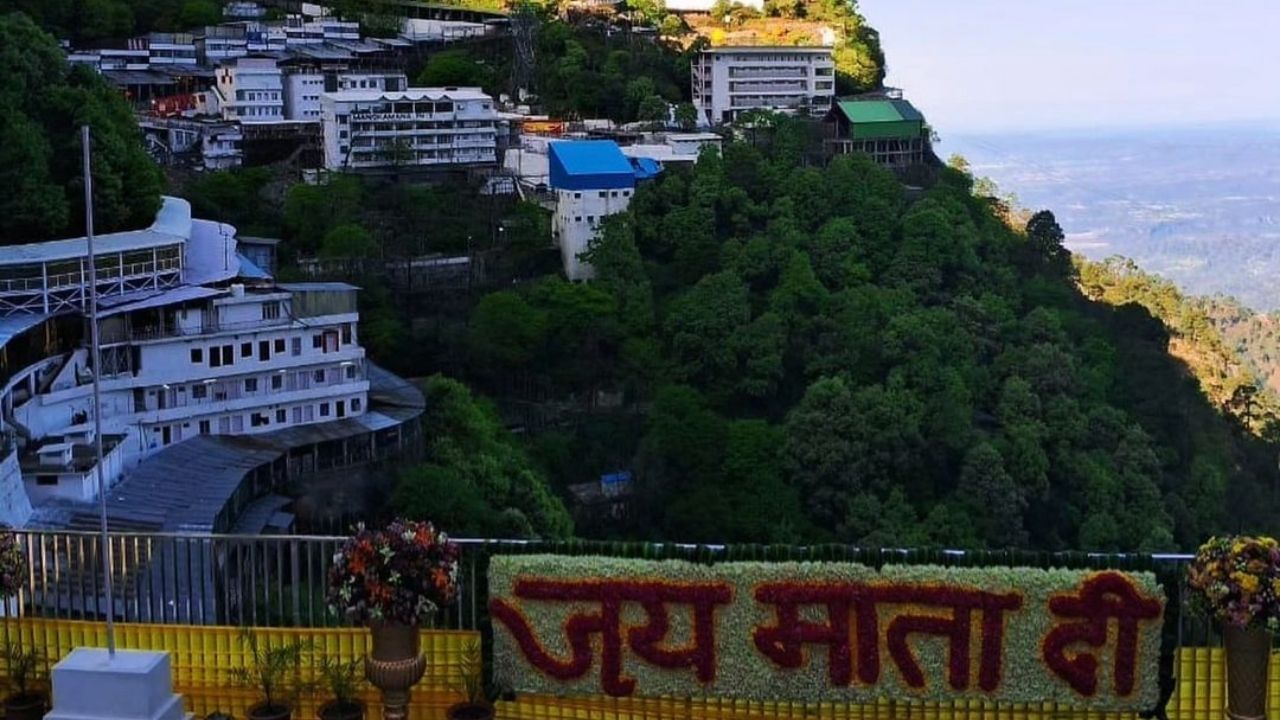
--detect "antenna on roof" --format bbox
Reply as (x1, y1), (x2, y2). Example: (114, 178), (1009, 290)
(82, 125), (117, 657)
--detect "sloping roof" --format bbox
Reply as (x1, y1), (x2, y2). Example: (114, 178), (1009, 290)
(549, 140), (635, 177)
(100, 286), (226, 317)
(0, 197), (192, 265)
(322, 87), (491, 102)
(833, 99), (927, 140)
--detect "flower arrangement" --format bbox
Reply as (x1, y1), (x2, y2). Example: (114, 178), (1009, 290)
(1187, 535), (1280, 630)
(0, 531), (26, 599)
(327, 519), (460, 626)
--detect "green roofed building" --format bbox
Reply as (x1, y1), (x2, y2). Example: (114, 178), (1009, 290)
(823, 95), (931, 170)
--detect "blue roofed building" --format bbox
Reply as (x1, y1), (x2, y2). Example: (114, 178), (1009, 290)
(548, 140), (660, 280)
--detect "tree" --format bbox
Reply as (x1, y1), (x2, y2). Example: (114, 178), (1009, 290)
(315, 223), (373, 258)
(637, 95), (668, 124)
(468, 291), (548, 373)
(0, 12), (162, 243)
(1026, 209), (1069, 267)
(417, 50), (492, 89)
(674, 102), (698, 130)
(177, 0), (221, 28)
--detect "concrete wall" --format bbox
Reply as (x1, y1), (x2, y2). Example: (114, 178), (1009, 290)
(0, 448), (32, 527)
(553, 187), (634, 281)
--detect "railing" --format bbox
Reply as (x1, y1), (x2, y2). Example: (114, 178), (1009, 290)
(7, 529), (1208, 639)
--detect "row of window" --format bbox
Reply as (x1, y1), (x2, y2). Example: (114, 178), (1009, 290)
(150, 396), (365, 447)
(234, 107), (283, 117)
(188, 327), (351, 367)
(236, 90), (281, 102)
(571, 189), (632, 200)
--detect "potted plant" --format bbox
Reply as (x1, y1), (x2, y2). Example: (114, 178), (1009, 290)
(2, 644), (45, 720)
(327, 520), (459, 720)
(446, 640), (492, 720)
(1187, 535), (1280, 720)
(317, 656), (364, 720)
(229, 628), (312, 720)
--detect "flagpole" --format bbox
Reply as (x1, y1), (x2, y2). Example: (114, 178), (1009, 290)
(82, 125), (116, 657)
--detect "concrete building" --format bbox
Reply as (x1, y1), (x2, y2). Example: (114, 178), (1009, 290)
(620, 132), (722, 166)
(320, 87), (500, 171)
(0, 197), (418, 531)
(283, 69), (407, 121)
(691, 46), (836, 124)
(196, 25), (250, 65)
(548, 140), (658, 281)
(284, 13), (360, 45)
(823, 96), (931, 170)
(146, 33), (198, 65)
(213, 57), (285, 123)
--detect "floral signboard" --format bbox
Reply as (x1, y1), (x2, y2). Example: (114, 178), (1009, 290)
(489, 555), (1165, 710)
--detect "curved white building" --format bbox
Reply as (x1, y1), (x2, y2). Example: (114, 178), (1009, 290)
(0, 198), (413, 532)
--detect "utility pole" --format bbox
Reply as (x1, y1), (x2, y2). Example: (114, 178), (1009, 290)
(82, 125), (116, 656)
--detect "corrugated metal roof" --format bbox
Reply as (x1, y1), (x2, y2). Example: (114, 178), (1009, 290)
(549, 140), (635, 177)
(837, 100), (905, 123)
(322, 86), (491, 102)
(891, 99), (925, 123)
(235, 252), (272, 280)
(100, 286), (225, 317)
(276, 282), (361, 292)
(0, 314), (53, 349)
(0, 197), (192, 265)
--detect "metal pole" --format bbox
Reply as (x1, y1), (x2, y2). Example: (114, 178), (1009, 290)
(82, 125), (116, 656)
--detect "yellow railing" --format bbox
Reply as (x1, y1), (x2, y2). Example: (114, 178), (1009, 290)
(0, 619), (473, 718)
(2, 619), (1279, 720)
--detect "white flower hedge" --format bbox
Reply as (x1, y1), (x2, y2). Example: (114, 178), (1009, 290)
(489, 554), (1165, 710)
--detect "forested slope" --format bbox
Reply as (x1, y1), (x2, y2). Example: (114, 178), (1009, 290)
(438, 118), (1280, 552)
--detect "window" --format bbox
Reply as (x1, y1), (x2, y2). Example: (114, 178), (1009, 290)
(291, 337), (301, 356)
(345, 364), (356, 379)
(312, 334), (322, 349)
(598, 191), (607, 198)
(210, 349), (221, 368)
(610, 190), (618, 198)
(251, 412), (269, 427)
(314, 369), (326, 384)
(198, 420), (210, 434)
(573, 192), (581, 199)
(352, 398), (361, 412)
(259, 340), (270, 361)
(292, 407), (303, 423)
(192, 384), (208, 400)
(274, 338), (285, 353)
(276, 409), (287, 423)
(271, 374), (283, 390)
(37, 475), (58, 486)
(262, 302), (280, 320)
(241, 342), (252, 357)
(190, 347), (203, 363)
(319, 402), (330, 417)
(341, 324), (352, 344)
(245, 378), (258, 393)
(574, 216), (582, 223)
(222, 345), (234, 365)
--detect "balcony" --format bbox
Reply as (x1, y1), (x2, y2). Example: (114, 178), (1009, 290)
(0, 529), (1266, 720)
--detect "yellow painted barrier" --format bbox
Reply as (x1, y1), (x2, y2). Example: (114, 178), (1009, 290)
(2, 618), (1278, 720)
(0, 618), (474, 719)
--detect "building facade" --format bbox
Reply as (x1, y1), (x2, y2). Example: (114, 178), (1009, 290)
(0, 198), (405, 530)
(283, 70), (407, 122)
(548, 140), (650, 281)
(319, 87), (500, 171)
(823, 96), (931, 170)
(691, 46), (836, 124)
(214, 57), (285, 123)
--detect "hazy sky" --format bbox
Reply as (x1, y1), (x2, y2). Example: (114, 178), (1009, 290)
(858, 0), (1280, 134)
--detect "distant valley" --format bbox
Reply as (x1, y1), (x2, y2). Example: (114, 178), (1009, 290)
(946, 124), (1280, 310)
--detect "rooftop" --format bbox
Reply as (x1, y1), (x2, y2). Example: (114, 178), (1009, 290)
(0, 197), (192, 265)
(702, 45), (833, 53)
(548, 140), (636, 177)
(322, 86), (491, 103)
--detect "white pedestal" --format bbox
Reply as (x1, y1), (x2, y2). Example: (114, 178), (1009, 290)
(44, 649), (191, 720)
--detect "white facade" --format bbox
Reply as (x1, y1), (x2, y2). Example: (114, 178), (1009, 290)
(146, 33), (198, 65)
(0, 198), (373, 523)
(285, 13), (360, 45)
(320, 87), (500, 171)
(691, 46), (836, 124)
(215, 57), (285, 123)
(553, 187), (634, 282)
(197, 26), (249, 64)
(284, 71), (407, 122)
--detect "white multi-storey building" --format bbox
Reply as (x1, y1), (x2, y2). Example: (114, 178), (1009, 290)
(320, 87), (500, 171)
(283, 70), (407, 122)
(284, 13), (360, 45)
(691, 46), (836, 124)
(146, 33), (198, 65)
(0, 197), (414, 532)
(547, 140), (646, 281)
(214, 57), (285, 123)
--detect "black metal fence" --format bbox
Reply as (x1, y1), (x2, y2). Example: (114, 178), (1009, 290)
(6, 529), (1208, 644)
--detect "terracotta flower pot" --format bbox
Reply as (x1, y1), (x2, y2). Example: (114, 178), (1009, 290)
(1224, 623), (1271, 720)
(366, 621), (426, 720)
(246, 702), (292, 720)
(446, 702), (494, 720)
(4, 692), (46, 720)
(318, 700), (365, 720)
